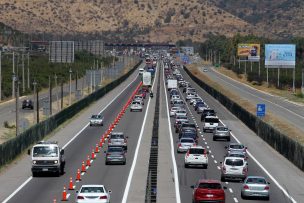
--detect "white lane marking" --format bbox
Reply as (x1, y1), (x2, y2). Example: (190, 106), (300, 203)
(229, 188), (233, 193)
(2, 67), (140, 203)
(219, 119), (297, 203)
(233, 197), (238, 203)
(209, 150), (212, 153)
(203, 138), (205, 140)
(122, 64), (158, 203)
(214, 160), (217, 164)
(81, 172), (85, 176)
(225, 182), (229, 185)
(207, 146), (210, 149)
(161, 62), (182, 203)
(2, 177), (33, 203)
(211, 155), (214, 158)
(66, 193), (70, 200)
(204, 142), (207, 145)
(217, 166), (221, 170)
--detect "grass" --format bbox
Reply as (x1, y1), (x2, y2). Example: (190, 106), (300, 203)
(188, 64), (304, 144)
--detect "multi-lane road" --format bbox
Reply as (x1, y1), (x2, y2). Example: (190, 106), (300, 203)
(0, 60), (304, 203)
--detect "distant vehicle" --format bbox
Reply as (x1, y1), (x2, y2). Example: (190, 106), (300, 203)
(185, 87), (196, 94)
(108, 132), (128, 150)
(167, 79), (178, 91)
(76, 184), (111, 203)
(174, 115), (189, 130)
(177, 138), (196, 153)
(191, 179), (226, 203)
(241, 176), (270, 200)
(175, 109), (187, 117)
(179, 129), (198, 143)
(184, 146), (208, 168)
(225, 143), (247, 155)
(213, 126), (231, 141)
(137, 89), (147, 99)
(22, 99), (34, 109)
(130, 101), (143, 112)
(203, 68), (208, 72)
(142, 72), (152, 86)
(28, 141), (65, 177)
(220, 157), (248, 182)
(201, 109), (216, 121)
(185, 92), (196, 101)
(105, 146), (126, 165)
(139, 68), (144, 75)
(170, 106), (182, 117)
(189, 97), (202, 105)
(203, 116), (219, 132)
(177, 123), (197, 135)
(89, 114), (104, 126)
(196, 103), (209, 114)
(226, 151), (248, 161)
(172, 99), (185, 108)
(170, 95), (181, 104)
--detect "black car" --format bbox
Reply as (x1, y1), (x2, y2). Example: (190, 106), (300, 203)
(22, 99), (34, 109)
(194, 102), (205, 111)
(201, 109), (216, 121)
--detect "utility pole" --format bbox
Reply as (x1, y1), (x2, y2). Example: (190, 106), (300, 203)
(27, 52), (30, 89)
(33, 80), (37, 123)
(22, 53), (25, 93)
(54, 74), (59, 112)
(36, 86), (39, 123)
(13, 74), (19, 136)
(61, 82), (63, 110)
(0, 51), (2, 101)
(69, 68), (72, 106)
(49, 76), (52, 116)
(12, 52), (15, 98)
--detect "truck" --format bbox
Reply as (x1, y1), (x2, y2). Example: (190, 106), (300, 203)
(142, 72), (152, 86)
(167, 79), (178, 91)
(28, 141), (65, 177)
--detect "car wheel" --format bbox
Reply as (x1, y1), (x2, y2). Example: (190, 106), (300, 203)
(221, 176), (225, 182)
(203, 129), (206, 132)
(130, 109), (133, 112)
(32, 172), (38, 177)
(90, 124), (92, 126)
(241, 193), (246, 199)
(55, 170), (61, 177)
(204, 164), (208, 169)
(184, 164), (188, 168)
(213, 137), (216, 141)
(227, 137), (231, 142)
(101, 123), (104, 126)
(105, 161), (109, 165)
(123, 161), (126, 165)
(265, 196), (270, 201)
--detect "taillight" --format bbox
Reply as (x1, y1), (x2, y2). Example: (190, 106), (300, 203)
(222, 165), (226, 172)
(77, 196), (84, 199)
(106, 153), (111, 156)
(124, 139), (127, 143)
(186, 151), (189, 157)
(264, 186), (270, 190)
(100, 195), (108, 199)
(108, 139), (111, 143)
(243, 185), (249, 190)
(178, 144), (181, 147)
(242, 167), (247, 174)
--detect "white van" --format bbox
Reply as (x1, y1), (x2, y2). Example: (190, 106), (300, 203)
(203, 115), (219, 132)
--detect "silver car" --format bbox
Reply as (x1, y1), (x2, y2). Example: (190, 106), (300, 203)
(225, 143), (247, 155)
(241, 176), (270, 200)
(90, 114), (104, 126)
(177, 138), (195, 153)
(130, 101), (143, 112)
(186, 93), (196, 101)
(105, 147), (126, 165)
(108, 132), (128, 150)
(170, 106), (182, 117)
(213, 126), (231, 141)
(175, 109), (187, 117)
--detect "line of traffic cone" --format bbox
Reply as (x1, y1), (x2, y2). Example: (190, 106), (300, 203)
(81, 161), (86, 173)
(68, 177), (74, 190)
(86, 155), (91, 167)
(62, 186), (68, 201)
(76, 169), (81, 181)
(91, 149), (96, 159)
(95, 144), (100, 153)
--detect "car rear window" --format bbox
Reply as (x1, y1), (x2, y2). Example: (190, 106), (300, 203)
(228, 153), (244, 158)
(189, 148), (205, 154)
(181, 139), (194, 143)
(198, 183), (222, 189)
(205, 118), (219, 123)
(108, 147), (124, 152)
(81, 186), (104, 193)
(111, 134), (124, 139)
(217, 127), (228, 131)
(246, 178), (266, 184)
(225, 159), (244, 166)
(230, 144), (244, 149)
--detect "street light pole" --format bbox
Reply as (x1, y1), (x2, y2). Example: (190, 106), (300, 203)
(12, 52), (15, 98)
(54, 74), (59, 112)
(22, 53), (25, 93)
(69, 68), (72, 106)
(33, 80), (37, 123)
(0, 51), (2, 102)
(27, 52), (30, 89)
(13, 74), (19, 136)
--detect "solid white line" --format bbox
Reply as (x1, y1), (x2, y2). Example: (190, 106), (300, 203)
(207, 146), (210, 149)
(162, 62), (182, 203)
(217, 166), (221, 170)
(2, 177), (33, 203)
(229, 188), (233, 193)
(2, 66), (140, 203)
(121, 64), (158, 203)
(233, 197), (238, 203)
(219, 119), (297, 203)
(66, 193), (70, 200)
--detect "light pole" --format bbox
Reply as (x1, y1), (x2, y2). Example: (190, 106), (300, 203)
(32, 80), (37, 123)
(12, 52), (15, 98)
(0, 51), (2, 101)
(69, 68), (72, 106)
(54, 74), (59, 112)
(27, 52), (30, 89)
(13, 73), (19, 136)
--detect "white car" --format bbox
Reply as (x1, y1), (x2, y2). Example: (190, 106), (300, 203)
(175, 109), (187, 117)
(184, 146), (208, 168)
(220, 157), (248, 182)
(139, 68), (144, 75)
(89, 114), (104, 126)
(170, 95), (181, 104)
(170, 106), (182, 117)
(203, 115), (219, 132)
(76, 184), (111, 203)
(130, 101), (143, 112)
(177, 138), (196, 153)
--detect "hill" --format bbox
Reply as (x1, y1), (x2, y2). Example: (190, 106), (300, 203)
(0, 0), (262, 43)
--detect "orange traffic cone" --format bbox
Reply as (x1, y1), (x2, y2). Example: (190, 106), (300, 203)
(91, 149), (96, 159)
(81, 161), (86, 173)
(68, 177), (74, 190)
(99, 138), (103, 147)
(86, 155), (91, 167)
(76, 169), (81, 181)
(95, 144), (99, 153)
(62, 186), (67, 201)
(53, 198), (57, 203)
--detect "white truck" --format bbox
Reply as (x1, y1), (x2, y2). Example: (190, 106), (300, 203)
(167, 79), (178, 91)
(28, 141), (65, 177)
(142, 72), (152, 86)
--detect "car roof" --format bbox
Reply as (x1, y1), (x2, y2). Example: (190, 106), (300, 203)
(205, 115), (218, 119)
(80, 184), (104, 187)
(111, 132), (124, 135)
(229, 143), (243, 146)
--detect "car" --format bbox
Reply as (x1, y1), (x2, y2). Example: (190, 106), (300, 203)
(179, 129), (198, 143)
(170, 95), (181, 104)
(137, 89), (147, 99)
(185, 92), (197, 101)
(191, 179), (226, 203)
(134, 95), (144, 105)
(172, 99), (185, 108)
(177, 123), (197, 134)
(203, 68), (208, 72)
(169, 89), (179, 97)
(225, 143), (247, 155)
(184, 146), (208, 168)
(220, 157), (248, 182)
(22, 99), (34, 109)
(189, 97), (202, 105)
(241, 176), (270, 200)
(201, 109), (216, 121)
(192, 98), (203, 107)
(76, 184), (111, 203)
(203, 116), (219, 132)
(89, 114), (104, 126)
(213, 126), (231, 141)
(130, 101), (143, 112)
(108, 132), (128, 150)
(170, 106), (182, 117)
(175, 109), (187, 117)
(139, 68), (144, 75)
(177, 138), (196, 153)
(196, 103), (209, 114)
(185, 87), (196, 94)
(226, 151), (248, 161)
(105, 146), (126, 165)
(174, 115), (189, 130)
(194, 101), (205, 111)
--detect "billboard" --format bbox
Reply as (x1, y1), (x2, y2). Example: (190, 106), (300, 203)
(265, 44), (296, 66)
(237, 43), (260, 61)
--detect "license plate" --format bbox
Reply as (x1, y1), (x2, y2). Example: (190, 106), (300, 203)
(206, 194), (214, 197)
(42, 168), (48, 171)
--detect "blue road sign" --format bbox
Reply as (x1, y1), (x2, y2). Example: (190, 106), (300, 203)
(256, 104), (266, 117)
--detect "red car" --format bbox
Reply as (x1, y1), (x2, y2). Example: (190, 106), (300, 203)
(191, 179), (226, 203)
(137, 89), (147, 99)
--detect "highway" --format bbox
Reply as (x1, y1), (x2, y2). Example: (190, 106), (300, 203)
(200, 65), (304, 133)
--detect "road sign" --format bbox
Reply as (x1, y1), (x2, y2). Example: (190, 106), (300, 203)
(256, 104), (266, 117)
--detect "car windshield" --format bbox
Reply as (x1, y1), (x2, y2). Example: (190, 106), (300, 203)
(80, 186), (104, 193)
(196, 103), (204, 107)
(111, 134), (124, 139)
(108, 147), (124, 153)
(91, 115), (102, 119)
(205, 118), (219, 123)
(217, 127), (228, 131)
(230, 144), (244, 149)
(246, 178), (267, 184)
(177, 110), (186, 113)
(189, 148), (205, 154)
(132, 102), (140, 105)
(181, 139), (194, 143)
(174, 101), (183, 104)
(177, 116), (188, 120)
(228, 153), (244, 158)
(204, 110), (215, 114)
(198, 183), (222, 189)
(225, 159), (244, 166)
(33, 146), (58, 157)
